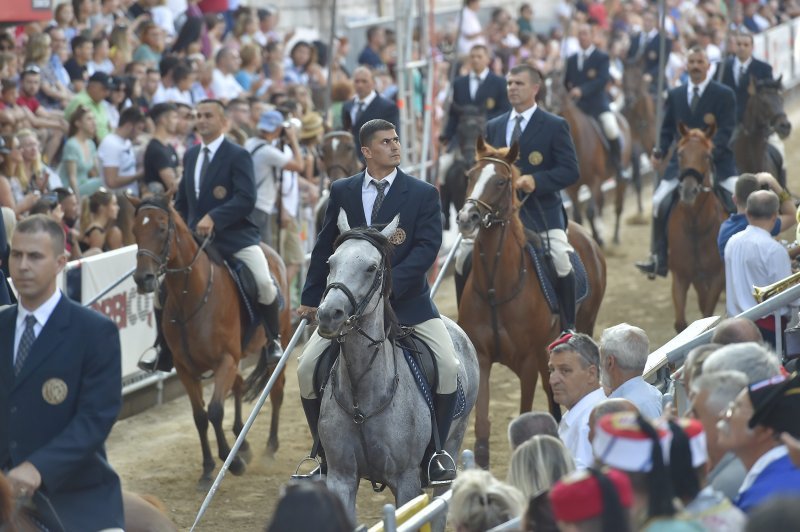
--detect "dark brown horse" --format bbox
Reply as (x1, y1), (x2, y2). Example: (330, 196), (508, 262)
(315, 131), (363, 234)
(733, 76), (792, 187)
(669, 123), (726, 332)
(622, 58), (657, 219)
(456, 138), (607, 468)
(546, 73), (634, 246)
(128, 194), (291, 488)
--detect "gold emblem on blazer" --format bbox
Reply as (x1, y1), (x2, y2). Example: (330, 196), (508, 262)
(703, 113), (715, 125)
(529, 151), (543, 165)
(213, 186), (227, 199)
(486, 97), (496, 110)
(648, 50), (657, 60)
(42, 378), (68, 405)
(389, 227), (406, 245)
(587, 68), (597, 79)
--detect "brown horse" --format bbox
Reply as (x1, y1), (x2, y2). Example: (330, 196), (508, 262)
(733, 76), (792, 187)
(546, 72), (634, 246)
(128, 194), (291, 488)
(456, 138), (607, 468)
(622, 58), (657, 219)
(315, 131), (363, 234)
(668, 123), (726, 332)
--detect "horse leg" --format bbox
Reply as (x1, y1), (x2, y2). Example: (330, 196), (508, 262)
(327, 470), (359, 521)
(266, 373), (285, 456)
(440, 184), (451, 231)
(474, 356), (492, 469)
(586, 197), (604, 248)
(568, 187), (583, 225)
(671, 275), (690, 333)
(519, 356), (538, 414)
(208, 354), (247, 476)
(701, 273), (725, 317)
(231, 373), (251, 463)
(394, 468), (422, 509)
(176, 370), (215, 487)
(613, 173), (626, 245)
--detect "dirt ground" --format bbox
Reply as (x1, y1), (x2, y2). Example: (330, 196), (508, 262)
(107, 104), (800, 531)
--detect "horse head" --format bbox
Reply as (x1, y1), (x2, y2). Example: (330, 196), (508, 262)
(749, 75), (791, 139)
(676, 122), (715, 205)
(543, 70), (567, 115)
(316, 208), (399, 339)
(456, 137), (520, 234)
(319, 131), (362, 183)
(455, 104), (485, 163)
(128, 193), (178, 294)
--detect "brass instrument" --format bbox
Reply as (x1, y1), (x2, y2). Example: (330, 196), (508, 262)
(753, 271), (800, 303)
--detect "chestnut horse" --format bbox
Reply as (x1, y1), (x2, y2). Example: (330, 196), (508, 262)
(622, 58), (657, 219)
(669, 123), (726, 332)
(128, 195), (291, 488)
(546, 72), (633, 246)
(456, 138), (607, 468)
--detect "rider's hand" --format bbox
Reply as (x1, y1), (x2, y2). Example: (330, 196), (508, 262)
(516, 174), (536, 193)
(7, 461), (41, 497)
(196, 214), (215, 237)
(757, 173), (782, 193)
(569, 87), (582, 100)
(296, 305), (317, 323)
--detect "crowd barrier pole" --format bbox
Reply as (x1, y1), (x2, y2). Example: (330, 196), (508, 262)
(81, 266), (136, 307)
(190, 318), (309, 531)
(430, 233), (462, 298)
(369, 495), (431, 532)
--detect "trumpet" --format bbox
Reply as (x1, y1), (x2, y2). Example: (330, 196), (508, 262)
(753, 271), (800, 303)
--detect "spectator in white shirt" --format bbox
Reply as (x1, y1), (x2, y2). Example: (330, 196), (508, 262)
(98, 107), (146, 196)
(599, 323), (663, 419)
(548, 332), (606, 469)
(211, 48), (244, 103)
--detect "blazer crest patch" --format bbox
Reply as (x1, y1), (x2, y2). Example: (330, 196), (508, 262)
(703, 113), (716, 125)
(648, 50), (657, 60)
(529, 151), (544, 166)
(587, 68), (597, 79)
(213, 186), (227, 199)
(486, 97), (496, 110)
(389, 227), (406, 245)
(42, 378), (68, 405)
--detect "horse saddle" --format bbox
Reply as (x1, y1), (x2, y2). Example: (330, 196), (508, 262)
(525, 232), (590, 315)
(313, 334), (467, 421)
(588, 114), (628, 156)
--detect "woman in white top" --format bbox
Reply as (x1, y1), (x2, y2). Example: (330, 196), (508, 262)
(457, 0), (486, 57)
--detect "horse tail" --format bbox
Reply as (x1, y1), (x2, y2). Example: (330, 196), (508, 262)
(243, 345), (273, 402)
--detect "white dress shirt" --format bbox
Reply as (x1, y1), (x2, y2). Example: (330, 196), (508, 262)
(733, 57), (752, 87)
(14, 289), (62, 365)
(558, 387), (606, 469)
(351, 90), (378, 125)
(194, 134), (225, 199)
(609, 376), (663, 419)
(362, 168), (398, 225)
(688, 75), (712, 107)
(577, 45), (595, 71)
(725, 224), (794, 317)
(505, 104), (538, 147)
(469, 68), (489, 100)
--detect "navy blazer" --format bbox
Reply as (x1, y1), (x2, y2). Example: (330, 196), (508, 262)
(628, 31), (671, 80)
(564, 49), (611, 117)
(659, 81), (738, 180)
(357, 46), (384, 69)
(486, 108), (579, 232)
(342, 92), (401, 158)
(720, 57), (774, 123)
(0, 295), (124, 531)
(301, 169), (440, 325)
(443, 72), (511, 143)
(175, 138), (261, 256)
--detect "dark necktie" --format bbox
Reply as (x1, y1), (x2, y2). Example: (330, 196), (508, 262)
(355, 101), (366, 124)
(510, 115), (523, 145)
(370, 180), (388, 225)
(690, 86), (700, 114)
(15, 315), (37, 376)
(738, 65), (746, 87)
(198, 147), (211, 196)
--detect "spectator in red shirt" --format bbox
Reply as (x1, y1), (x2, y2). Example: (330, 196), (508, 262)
(16, 67), (68, 163)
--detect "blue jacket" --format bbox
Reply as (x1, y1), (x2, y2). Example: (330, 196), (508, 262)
(485, 108), (579, 232)
(0, 295), (124, 531)
(658, 81), (738, 181)
(175, 138), (261, 257)
(564, 48), (611, 117)
(627, 31), (671, 81)
(342, 92), (401, 159)
(717, 213), (781, 259)
(443, 72), (510, 143)
(736, 454), (800, 513)
(357, 46), (384, 69)
(720, 57), (774, 123)
(302, 169), (440, 325)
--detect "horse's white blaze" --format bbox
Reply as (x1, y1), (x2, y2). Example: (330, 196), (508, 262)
(468, 164), (495, 201)
(142, 216), (150, 225)
(331, 137), (339, 152)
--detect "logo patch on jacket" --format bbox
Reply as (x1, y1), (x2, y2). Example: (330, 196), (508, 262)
(42, 378), (68, 405)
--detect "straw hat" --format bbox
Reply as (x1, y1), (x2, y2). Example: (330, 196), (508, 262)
(299, 112), (325, 140)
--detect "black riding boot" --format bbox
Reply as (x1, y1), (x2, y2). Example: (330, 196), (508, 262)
(635, 198), (670, 279)
(138, 306), (174, 373)
(556, 272), (577, 334)
(454, 250), (472, 309)
(293, 397), (326, 480)
(425, 392), (458, 485)
(609, 137), (623, 175)
(259, 300), (283, 365)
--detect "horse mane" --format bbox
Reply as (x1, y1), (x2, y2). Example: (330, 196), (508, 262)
(476, 145), (528, 246)
(678, 128), (713, 151)
(333, 226), (401, 340)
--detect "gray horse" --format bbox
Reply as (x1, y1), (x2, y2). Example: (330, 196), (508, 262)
(316, 209), (479, 523)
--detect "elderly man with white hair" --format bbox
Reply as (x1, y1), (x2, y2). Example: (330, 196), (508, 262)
(599, 323), (663, 418)
(702, 342), (783, 383)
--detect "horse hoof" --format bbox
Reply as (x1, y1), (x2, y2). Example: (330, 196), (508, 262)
(474, 439), (490, 469)
(239, 445), (253, 464)
(228, 457), (247, 476)
(626, 213), (649, 226)
(197, 476), (213, 492)
(266, 438), (279, 457)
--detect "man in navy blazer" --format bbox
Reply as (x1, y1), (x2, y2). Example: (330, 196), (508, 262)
(441, 44), (510, 148)
(342, 66), (400, 160)
(295, 119), (461, 484)
(0, 215), (124, 531)
(636, 47), (738, 278)
(720, 33), (774, 124)
(483, 64), (580, 332)
(357, 26), (386, 70)
(564, 24), (623, 174)
(139, 99), (284, 372)
(627, 11), (671, 86)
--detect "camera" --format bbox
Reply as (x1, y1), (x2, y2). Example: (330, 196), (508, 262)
(282, 117), (302, 130)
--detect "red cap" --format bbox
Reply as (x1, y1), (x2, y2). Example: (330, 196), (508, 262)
(550, 468), (633, 522)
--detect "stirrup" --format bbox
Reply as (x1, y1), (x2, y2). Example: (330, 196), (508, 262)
(290, 456), (324, 481)
(137, 346), (160, 373)
(425, 450), (457, 487)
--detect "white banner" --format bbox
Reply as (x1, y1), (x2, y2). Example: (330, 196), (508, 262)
(76, 245), (155, 380)
(765, 24), (793, 84)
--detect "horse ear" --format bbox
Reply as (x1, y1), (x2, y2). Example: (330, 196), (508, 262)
(748, 75), (757, 96)
(125, 192), (141, 208)
(380, 214), (400, 240)
(705, 121), (717, 140)
(776, 74), (783, 88)
(507, 141), (520, 164)
(678, 121), (689, 137)
(336, 208), (351, 233)
(476, 136), (487, 156)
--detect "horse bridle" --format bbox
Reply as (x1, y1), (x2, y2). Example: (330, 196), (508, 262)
(316, 131), (358, 182)
(135, 204), (212, 275)
(465, 156), (515, 228)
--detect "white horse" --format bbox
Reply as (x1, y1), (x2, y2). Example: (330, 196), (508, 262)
(316, 209), (479, 523)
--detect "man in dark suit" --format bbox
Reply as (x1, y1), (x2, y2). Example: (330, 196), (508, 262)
(484, 64), (580, 332)
(440, 44), (511, 149)
(138, 99), (284, 372)
(357, 26), (386, 70)
(342, 67), (400, 161)
(564, 24), (622, 174)
(720, 32), (774, 124)
(295, 119), (460, 484)
(636, 47), (738, 278)
(0, 215), (124, 531)
(627, 11), (671, 86)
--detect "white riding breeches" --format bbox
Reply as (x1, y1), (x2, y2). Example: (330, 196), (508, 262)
(768, 132), (786, 169)
(599, 111), (620, 140)
(652, 179), (679, 215)
(233, 244), (277, 305)
(543, 229), (574, 277)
